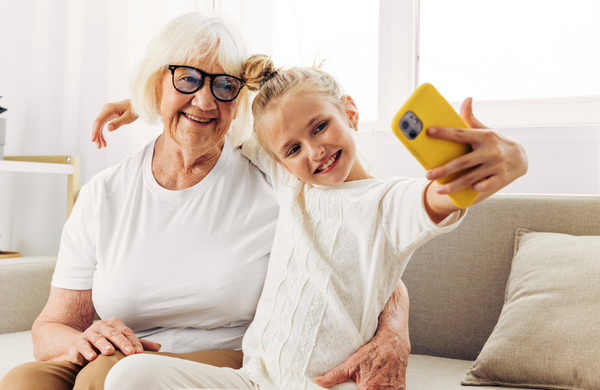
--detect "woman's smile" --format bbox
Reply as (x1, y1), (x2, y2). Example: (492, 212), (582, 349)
(182, 112), (212, 124)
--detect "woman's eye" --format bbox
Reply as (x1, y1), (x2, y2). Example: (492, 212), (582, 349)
(315, 121), (327, 133)
(181, 76), (199, 84)
(287, 146), (300, 156)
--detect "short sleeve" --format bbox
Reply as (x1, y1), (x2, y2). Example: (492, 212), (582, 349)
(379, 178), (465, 255)
(241, 136), (296, 194)
(51, 181), (98, 290)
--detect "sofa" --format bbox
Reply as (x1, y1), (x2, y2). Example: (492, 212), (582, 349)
(1, 194), (599, 389)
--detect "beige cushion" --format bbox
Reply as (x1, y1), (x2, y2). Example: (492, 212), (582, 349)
(0, 330), (35, 379)
(462, 228), (600, 389)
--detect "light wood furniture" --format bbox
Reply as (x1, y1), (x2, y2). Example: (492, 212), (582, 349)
(0, 251), (21, 259)
(0, 155), (80, 218)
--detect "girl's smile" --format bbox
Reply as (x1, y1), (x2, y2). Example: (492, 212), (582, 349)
(315, 150), (341, 174)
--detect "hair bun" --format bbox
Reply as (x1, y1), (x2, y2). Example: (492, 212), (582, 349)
(241, 54), (278, 92)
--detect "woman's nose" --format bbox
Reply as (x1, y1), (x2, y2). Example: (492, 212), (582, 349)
(191, 79), (217, 111)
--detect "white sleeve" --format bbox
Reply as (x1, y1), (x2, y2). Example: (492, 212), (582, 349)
(379, 178), (465, 255)
(51, 181), (98, 290)
(241, 136), (296, 192)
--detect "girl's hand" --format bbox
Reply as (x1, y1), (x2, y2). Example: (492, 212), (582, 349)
(91, 99), (137, 149)
(425, 97), (528, 204)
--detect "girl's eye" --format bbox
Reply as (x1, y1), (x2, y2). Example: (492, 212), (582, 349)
(315, 121), (327, 134)
(287, 145), (300, 157)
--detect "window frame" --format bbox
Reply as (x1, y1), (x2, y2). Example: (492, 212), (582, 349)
(374, 0), (600, 131)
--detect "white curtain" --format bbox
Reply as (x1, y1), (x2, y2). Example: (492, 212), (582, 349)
(0, 0), (224, 255)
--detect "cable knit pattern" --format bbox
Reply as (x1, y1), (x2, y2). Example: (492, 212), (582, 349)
(240, 140), (464, 390)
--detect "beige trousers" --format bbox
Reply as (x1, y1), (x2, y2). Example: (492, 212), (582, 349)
(105, 354), (259, 390)
(0, 349), (243, 390)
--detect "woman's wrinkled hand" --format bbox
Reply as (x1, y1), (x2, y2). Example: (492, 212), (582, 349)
(91, 99), (136, 149)
(313, 329), (410, 390)
(315, 282), (410, 390)
(425, 97), (528, 199)
(68, 317), (160, 366)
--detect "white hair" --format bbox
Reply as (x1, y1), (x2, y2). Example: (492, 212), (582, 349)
(129, 12), (252, 146)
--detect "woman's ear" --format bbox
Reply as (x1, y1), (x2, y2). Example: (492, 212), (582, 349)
(342, 95), (359, 130)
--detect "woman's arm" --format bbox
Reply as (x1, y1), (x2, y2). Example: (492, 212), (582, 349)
(314, 281), (410, 390)
(33, 287), (160, 366)
(423, 98), (528, 223)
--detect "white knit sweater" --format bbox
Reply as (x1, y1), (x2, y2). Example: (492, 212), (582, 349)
(240, 141), (464, 390)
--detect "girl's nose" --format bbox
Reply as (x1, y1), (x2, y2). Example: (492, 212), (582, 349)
(307, 142), (325, 161)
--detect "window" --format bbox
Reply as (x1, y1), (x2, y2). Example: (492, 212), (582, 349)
(419, 0), (600, 102)
(417, 0), (600, 127)
(270, 0), (380, 122)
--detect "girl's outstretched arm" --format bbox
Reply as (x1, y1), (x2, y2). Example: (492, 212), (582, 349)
(424, 98), (528, 222)
(91, 99), (137, 148)
(314, 281), (410, 390)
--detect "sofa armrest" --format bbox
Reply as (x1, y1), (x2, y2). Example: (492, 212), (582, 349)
(0, 256), (57, 334)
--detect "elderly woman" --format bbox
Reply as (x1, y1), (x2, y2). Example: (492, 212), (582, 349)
(0, 11), (527, 390)
(0, 13), (410, 390)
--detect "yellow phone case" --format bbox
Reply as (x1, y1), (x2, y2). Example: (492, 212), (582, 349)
(391, 83), (478, 209)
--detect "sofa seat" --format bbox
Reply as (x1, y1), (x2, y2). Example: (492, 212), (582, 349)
(0, 334), (530, 390)
(0, 330), (34, 378)
(406, 354), (529, 390)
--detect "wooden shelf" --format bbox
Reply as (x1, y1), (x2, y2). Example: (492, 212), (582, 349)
(0, 155), (80, 218)
(0, 160), (74, 174)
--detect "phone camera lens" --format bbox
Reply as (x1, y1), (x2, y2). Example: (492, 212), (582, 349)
(409, 129), (417, 138)
(401, 121), (409, 130)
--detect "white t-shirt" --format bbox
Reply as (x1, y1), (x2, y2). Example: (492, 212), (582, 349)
(52, 136), (279, 353)
(240, 141), (464, 390)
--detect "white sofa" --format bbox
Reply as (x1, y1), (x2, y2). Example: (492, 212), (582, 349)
(1, 194), (599, 389)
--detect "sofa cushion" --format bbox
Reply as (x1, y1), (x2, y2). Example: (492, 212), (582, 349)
(462, 229), (600, 389)
(406, 354), (530, 390)
(0, 256), (57, 334)
(0, 330), (35, 379)
(403, 194), (600, 361)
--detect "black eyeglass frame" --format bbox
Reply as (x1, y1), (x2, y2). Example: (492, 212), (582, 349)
(167, 65), (245, 102)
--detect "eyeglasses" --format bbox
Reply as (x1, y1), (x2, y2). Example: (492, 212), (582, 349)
(167, 65), (245, 102)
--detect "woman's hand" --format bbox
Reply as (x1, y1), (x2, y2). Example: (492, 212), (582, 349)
(314, 282), (411, 390)
(92, 99), (137, 149)
(425, 97), (528, 204)
(71, 318), (161, 365)
(32, 287), (160, 367)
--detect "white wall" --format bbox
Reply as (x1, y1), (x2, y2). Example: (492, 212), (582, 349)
(0, 1), (598, 257)
(370, 125), (600, 195)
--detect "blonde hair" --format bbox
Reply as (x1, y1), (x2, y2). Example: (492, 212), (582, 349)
(129, 12), (251, 146)
(240, 55), (358, 161)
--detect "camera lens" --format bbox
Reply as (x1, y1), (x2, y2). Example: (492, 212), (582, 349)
(409, 129), (417, 138)
(402, 121), (409, 130)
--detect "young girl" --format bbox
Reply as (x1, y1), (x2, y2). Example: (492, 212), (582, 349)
(104, 56), (510, 390)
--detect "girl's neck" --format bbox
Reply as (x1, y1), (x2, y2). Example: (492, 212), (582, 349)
(344, 158), (374, 182)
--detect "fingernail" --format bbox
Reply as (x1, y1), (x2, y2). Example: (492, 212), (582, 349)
(436, 186), (446, 194)
(104, 346), (112, 352)
(157, 343), (162, 349)
(314, 376), (325, 381)
(135, 346), (143, 353)
(108, 124), (114, 131)
(428, 127), (437, 134)
(87, 353), (95, 359)
(125, 346), (134, 353)
(426, 171), (435, 180)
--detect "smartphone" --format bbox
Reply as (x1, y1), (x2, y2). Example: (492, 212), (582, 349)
(391, 83), (478, 209)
